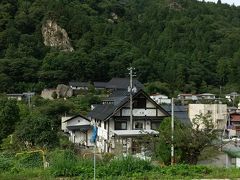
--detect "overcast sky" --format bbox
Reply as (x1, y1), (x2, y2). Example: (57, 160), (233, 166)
(201, 0), (240, 6)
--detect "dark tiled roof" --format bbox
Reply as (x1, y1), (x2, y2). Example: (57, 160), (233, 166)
(89, 89), (169, 121)
(88, 104), (116, 121)
(93, 82), (107, 88)
(161, 105), (191, 124)
(109, 90), (130, 97)
(106, 78), (144, 90)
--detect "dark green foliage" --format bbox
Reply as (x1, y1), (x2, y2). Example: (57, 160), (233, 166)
(49, 149), (78, 177)
(2, 150), (240, 179)
(15, 112), (59, 148)
(102, 155), (153, 176)
(1, 0), (240, 93)
(0, 96), (20, 143)
(0, 153), (15, 173)
(15, 152), (43, 169)
(156, 164), (212, 177)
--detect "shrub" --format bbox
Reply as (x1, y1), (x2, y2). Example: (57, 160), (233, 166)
(100, 155), (153, 177)
(49, 149), (78, 177)
(157, 164), (212, 177)
(0, 153), (15, 173)
(15, 152), (43, 169)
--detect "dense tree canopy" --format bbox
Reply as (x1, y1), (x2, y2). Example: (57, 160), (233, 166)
(1, 0), (240, 94)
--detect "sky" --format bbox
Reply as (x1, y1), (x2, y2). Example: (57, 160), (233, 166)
(202, 0), (240, 6)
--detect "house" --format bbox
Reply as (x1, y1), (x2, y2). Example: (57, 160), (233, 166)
(197, 93), (216, 100)
(68, 78), (144, 92)
(87, 89), (170, 153)
(7, 92), (35, 101)
(150, 94), (171, 105)
(226, 104), (240, 137)
(93, 82), (107, 90)
(105, 78), (144, 91)
(7, 94), (24, 101)
(226, 92), (240, 102)
(177, 94), (198, 101)
(188, 104), (227, 130)
(61, 115), (94, 146)
(224, 145), (240, 168)
(227, 112), (240, 137)
(69, 81), (89, 90)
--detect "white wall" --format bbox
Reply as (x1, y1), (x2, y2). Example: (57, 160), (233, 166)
(67, 116), (90, 127)
(189, 104), (227, 129)
(61, 116), (72, 131)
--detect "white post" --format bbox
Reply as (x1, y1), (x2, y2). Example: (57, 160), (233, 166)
(171, 98), (174, 165)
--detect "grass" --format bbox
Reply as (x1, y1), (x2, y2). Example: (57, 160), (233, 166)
(1, 150), (240, 179)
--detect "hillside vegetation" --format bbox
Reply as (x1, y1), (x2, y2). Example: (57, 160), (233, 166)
(1, 0), (240, 95)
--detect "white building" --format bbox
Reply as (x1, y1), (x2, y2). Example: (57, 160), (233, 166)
(61, 115), (94, 147)
(189, 104), (227, 130)
(150, 94), (171, 104)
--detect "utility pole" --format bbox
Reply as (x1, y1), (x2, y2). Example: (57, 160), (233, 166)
(128, 67), (136, 154)
(128, 67), (134, 130)
(171, 98), (175, 165)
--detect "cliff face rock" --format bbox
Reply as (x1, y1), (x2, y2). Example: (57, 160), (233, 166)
(42, 20), (74, 52)
(56, 84), (73, 98)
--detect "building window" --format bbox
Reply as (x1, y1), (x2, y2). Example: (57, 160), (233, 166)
(134, 121), (143, 130)
(115, 121), (127, 130)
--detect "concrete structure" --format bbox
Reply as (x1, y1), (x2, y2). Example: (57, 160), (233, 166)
(189, 104), (227, 130)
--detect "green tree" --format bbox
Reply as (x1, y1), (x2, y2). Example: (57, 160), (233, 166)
(15, 112), (59, 148)
(155, 113), (218, 165)
(0, 96), (20, 143)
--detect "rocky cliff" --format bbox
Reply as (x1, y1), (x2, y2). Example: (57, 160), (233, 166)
(42, 20), (74, 52)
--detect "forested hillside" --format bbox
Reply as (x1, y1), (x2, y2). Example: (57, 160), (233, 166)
(1, 0), (240, 95)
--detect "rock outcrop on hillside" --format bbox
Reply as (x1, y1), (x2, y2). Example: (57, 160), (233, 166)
(56, 84), (73, 98)
(42, 20), (74, 52)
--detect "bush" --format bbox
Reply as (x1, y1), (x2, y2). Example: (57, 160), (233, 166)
(157, 164), (212, 177)
(49, 149), (79, 177)
(0, 153), (15, 173)
(100, 155), (153, 177)
(15, 152), (43, 169)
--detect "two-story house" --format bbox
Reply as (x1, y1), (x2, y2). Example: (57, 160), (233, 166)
(87, 89), (170, 154)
